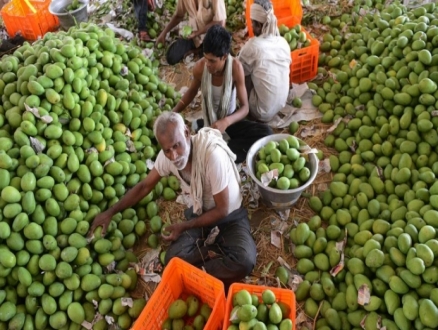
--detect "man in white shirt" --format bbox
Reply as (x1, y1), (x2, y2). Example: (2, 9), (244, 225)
(239, 0), (291, 122)
(89, 112), (257, 288)
(156, 0), (227, 64)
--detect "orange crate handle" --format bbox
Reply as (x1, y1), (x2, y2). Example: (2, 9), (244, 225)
(12, 0), (37, 13)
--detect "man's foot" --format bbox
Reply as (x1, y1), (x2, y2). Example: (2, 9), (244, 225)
(139, 31), (152, 42)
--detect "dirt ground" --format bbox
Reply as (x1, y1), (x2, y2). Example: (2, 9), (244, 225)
(131, 33), (335, 326)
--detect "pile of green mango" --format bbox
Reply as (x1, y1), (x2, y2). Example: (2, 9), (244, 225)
(291, 1), (438, 329)
(65, 0), (82, 12)
(255, 135), (312, 190)
(0, 22), (182, 329)
(225, 289), (293, 330)
(161, 295), (213, 330)
(279, 24), (312, 52)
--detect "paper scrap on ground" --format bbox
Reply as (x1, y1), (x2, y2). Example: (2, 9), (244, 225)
(295, 312), (312, 328)
(271, 230), (282, 248)
(276, 209), (290, 221)
(25, 104), (53, 123)
(300, 125), (323, 138)
(319, 159), (331, 173)
(137, 249), (162, 283)
(271, 218), (289, 234)
(184, 53), (196, 69)
(289, 274), (303, 291)
(268, 83), (321, 128)
(121, 297), (134, 307)
(30, 137), (45, 153)
(277, 256), (291, 270)
(106, 23), (134, 40)
(358, 284), (371, 306)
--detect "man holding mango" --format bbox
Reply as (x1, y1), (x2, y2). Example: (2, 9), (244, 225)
(155, 0), (227, 64)
(90, 112), (257, 289)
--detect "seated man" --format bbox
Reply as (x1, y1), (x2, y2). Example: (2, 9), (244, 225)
(172, 24), (273, 163)
(238, 0), (291, 122)
(89, 112), (257, 289)
(156, 0), (226, 65)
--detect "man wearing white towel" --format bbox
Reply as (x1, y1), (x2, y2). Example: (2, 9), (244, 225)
(90, 112), (257, 289)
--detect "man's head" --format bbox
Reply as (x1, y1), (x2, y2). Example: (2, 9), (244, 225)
(250, 0), (278, 37)
(153, 112), (191, 170)
(203, 25), (232, 74)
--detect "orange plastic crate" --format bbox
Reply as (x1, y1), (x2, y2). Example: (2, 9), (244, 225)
(290, 27), (320, 83)
(222, 283), (297, 330)
(133, 257), (226, 330)
(1, 0), (58, 40)
(246, 0), (303, 37)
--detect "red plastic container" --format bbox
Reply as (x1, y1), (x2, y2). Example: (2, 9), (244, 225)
(246, 0), (303, 37)
(133, 257), (226, 330)
(1, 0), (58, 40)
(290, 27), (320, 83)
(223, 283), (297, 330)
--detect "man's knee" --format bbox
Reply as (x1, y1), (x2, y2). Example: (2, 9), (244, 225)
(230, 240), (257, 278)
(166, 39), (195, 65)
(237, 254), (256, 277)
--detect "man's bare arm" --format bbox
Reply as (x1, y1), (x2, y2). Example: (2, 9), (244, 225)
(89, 168), (162, 235)
(156, 9), (185, 45)
(223, 59), (249, 125)
(172, 60), (204, 113)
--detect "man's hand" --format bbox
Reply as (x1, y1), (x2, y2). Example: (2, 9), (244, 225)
(162, 223), (186, 242)
(89, 211), (113, 237)
(147, 0), (155, 11)
(211, 118), (229, 133)
(187, 31), (199, 40)
(156, 33), (166, 47)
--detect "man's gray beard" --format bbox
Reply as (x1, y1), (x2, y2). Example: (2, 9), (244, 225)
(172, 156), (188, 170)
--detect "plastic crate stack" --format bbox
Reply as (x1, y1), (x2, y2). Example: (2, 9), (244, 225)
(1, 0), (59, 40)
(133, 258), (297, 330)
(245, 0), (319, 84)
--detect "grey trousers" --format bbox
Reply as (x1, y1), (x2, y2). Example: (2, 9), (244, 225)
(164, 207), (257, 289)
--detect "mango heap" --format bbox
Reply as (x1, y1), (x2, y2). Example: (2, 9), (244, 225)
(66, 0), (82, 12)
(255, 135), (312, 190)
(279, 24), (311, 52)
(0, 22), (181, 329)
(292, 2), (438, 329)
(226, 289), (293, 330)
(161, 295), (213, 330)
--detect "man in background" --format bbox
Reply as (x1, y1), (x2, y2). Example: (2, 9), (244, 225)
(156, 0), (227, 65)
(239, 0), (291, 122)
(171, 25), (273, 163)
(134, 0), (155, 41)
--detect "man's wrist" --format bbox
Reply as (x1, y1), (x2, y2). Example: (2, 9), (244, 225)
(223, 116), (231, 128)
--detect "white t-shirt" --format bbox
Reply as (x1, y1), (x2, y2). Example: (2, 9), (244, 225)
(239, 35), (291, 122)
(154, 144), (242, 215)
